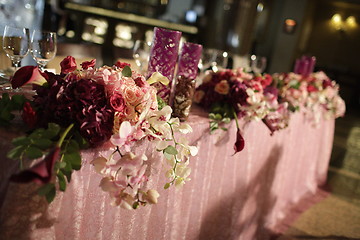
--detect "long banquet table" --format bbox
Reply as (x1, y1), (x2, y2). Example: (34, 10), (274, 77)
(0, 105), (334, 240)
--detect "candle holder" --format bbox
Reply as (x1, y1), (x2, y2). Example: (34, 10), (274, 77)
(172, 42), (202, 121)
(147, 27), (181, 103)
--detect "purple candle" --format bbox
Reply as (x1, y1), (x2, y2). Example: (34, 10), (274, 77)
(307, 56), (316, 76)
(177, 42), (203, 80)
(147, 27), (182, 102)
(294, 59), (301, 74)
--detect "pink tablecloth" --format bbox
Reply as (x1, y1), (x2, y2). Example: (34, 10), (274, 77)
(0, 106), (334, 240)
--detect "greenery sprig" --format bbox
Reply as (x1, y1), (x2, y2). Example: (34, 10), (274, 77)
(0, 93), (27, 126)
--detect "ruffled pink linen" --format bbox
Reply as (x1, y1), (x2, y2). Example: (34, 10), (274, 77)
(0, 106), (334, 240)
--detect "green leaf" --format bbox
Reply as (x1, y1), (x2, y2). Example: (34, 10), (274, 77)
(10, 94), (26, 109)
(45, 185), (56, 203)
(57, 171), (67, 191)
(61, 168), (72, 182)
(164, 145), (178, 155)
(56, 161), (67, 169)
(122, 65), (132, 77)
(33, 139), (53, 150)
(164, 182), (171, 189)
(63, 151), (81, 170)
(7, 145), (26, 159)
(157, 96), (166, 110)
(0, 106), (14, 122)
(43, 123), (61, 139)
(12, 136), (31, 146)
(38, 183), (55, 196)
(222, 118), (231, 124)
(25, 146), (43, 159)
(215, 113), (222, 120)
(66, 140), (80, 153)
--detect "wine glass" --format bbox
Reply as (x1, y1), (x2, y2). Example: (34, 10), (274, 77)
(31, 30), (57, 71)
(212, 50), (228, 72)
(133, 40), (151, 75)
(2, 26), (30, 71)
(250, 55), (267, 74)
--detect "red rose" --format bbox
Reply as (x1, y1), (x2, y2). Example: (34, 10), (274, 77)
(60, 56), (77, 74)
(109, 93), (126, 112)
(22, 102), (37, 129)
(10, 147), (60, 184)
(115, 61), (130, 69)
(81, 59), (96, 70)
(261, 74), (272, 88)
(307, 85), (317, 92)
(11, 66), (47, 89)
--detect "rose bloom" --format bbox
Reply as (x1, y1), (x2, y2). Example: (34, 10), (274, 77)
(214, 80), (230, 95)
(60, 56), (77, 74)
(110, 93), (126, 112)
(81, 59), (96, 70)
(123, 86), (143, 105)
(193, 90), (205, 103)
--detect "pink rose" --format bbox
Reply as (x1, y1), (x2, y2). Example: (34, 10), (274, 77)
(81, 59), (96, 70)
(60, 56), (77, 74)
(214, 80), (230, 95)
(123, 86), (143, 105)
(11, 66), (47, 89)
(110, 93), (126, 112)
(193, 90), (205, 103)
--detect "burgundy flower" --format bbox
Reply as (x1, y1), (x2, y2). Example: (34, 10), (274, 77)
(60, 56), (77, 74)
(22, 102), (37, 129)
(109, 93), (126, 112)
(11, 65), (47, 89)
(233, 128), (245, 154)
(229, 81), (248, 113)
(134, 76), (146, 88)
(81, 59), (96, 70)
(322, 79), (333, 89)
(115, 61), (131, 69)
(10, 147), (60, 184)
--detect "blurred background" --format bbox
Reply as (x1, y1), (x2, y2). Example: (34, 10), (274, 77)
(1, 0), (359, 109)
(0, 0), (359, 237)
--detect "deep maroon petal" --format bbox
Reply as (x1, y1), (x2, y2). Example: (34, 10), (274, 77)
(233, 129), (245, 155)
(10, 147), (60, 184)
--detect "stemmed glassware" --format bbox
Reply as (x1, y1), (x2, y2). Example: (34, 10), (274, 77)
(30, 30), (57, 71)
(250, 55), (267, 74)
(200, 48), (228, 73)
(132, 40), (151, 75)
(2, 26), (30, 71)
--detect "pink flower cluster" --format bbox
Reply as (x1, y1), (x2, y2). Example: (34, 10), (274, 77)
(273, 71), (345, 125)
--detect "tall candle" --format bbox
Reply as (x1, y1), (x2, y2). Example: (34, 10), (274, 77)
(177, 42), (203, 80)
(147, 27), (182, 102)
(294, 59), (301, 74)
(307, 56), (316, 76)
(171, 42), (203, 121)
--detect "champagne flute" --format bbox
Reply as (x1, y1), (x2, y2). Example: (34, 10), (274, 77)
(132, 40), (151, 75)
(31, 30), (57, 71)
(2, 26), (30, 71)
(250, 55), (267, 74)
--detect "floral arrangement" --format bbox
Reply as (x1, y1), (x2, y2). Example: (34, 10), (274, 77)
(193, 68), (288, 153)
(194, 68), (345, 150)
(273, 71), (345, 125)
(3, 56), (197, 209)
